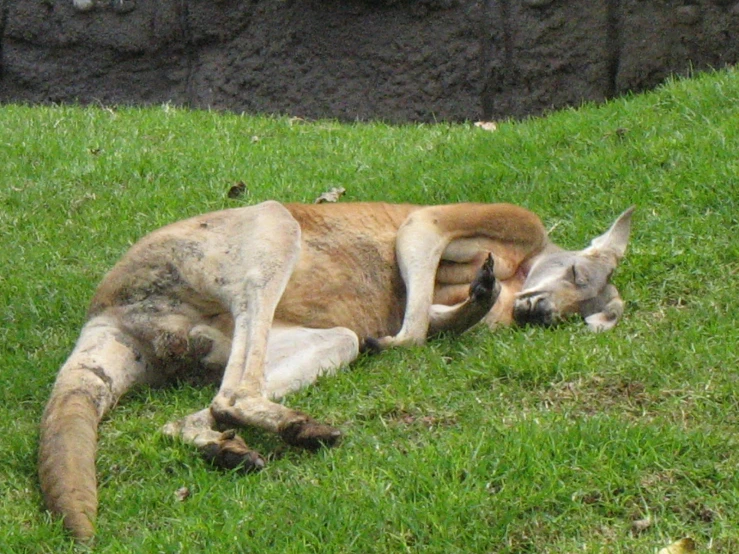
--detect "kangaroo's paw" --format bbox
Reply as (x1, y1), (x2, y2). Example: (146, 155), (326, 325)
(279, 417), (342, 450)
(202, 430), (266, 472)
(469, 253), (499, 308)
(359, 337), (383, 355)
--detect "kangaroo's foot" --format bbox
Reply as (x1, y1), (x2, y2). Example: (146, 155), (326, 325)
(201, 430), (266, 472)
(278, 416), (342, 450)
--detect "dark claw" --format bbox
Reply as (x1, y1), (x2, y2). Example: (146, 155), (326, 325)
(202, 430), (266, 473)
(279, 419), (342, 450)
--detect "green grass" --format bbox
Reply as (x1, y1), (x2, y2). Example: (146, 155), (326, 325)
(1, 69), (738, 553)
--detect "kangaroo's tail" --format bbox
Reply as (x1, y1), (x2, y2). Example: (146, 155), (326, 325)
(39, 382), (101, 540)
(38, 315), (149, 541)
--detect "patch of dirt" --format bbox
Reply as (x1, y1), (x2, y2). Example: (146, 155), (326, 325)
(393, 411), (458, 429)
(357, 406), (458, 429)
(539, 375), (656, 418)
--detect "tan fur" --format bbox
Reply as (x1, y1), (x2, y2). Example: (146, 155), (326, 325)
(39, 201), (631, 541)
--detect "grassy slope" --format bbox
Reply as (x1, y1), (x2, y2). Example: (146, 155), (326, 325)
(0, 69), (737, 553)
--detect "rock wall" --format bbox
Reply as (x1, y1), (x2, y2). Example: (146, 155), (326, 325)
(1, 0), (737, 123)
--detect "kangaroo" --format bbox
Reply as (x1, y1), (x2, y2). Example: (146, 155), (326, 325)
(38, 201), (634, 541)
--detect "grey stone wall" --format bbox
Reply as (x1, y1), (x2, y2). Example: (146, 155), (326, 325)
(0, 0), (737, 122)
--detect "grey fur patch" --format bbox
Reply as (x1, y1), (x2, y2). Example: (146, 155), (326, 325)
(171, 239), (206, 262)
(116, 262), (187, 305)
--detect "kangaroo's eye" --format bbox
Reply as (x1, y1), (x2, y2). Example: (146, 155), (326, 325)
(572, 265), (587, 287)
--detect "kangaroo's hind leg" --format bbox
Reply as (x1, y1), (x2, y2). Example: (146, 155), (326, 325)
(157, 320), (269, 472)
(203, 202), (347, 454)
(164, 324), (359, 469)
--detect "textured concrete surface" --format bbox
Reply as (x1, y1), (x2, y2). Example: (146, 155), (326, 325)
(1, 0), (737, 122)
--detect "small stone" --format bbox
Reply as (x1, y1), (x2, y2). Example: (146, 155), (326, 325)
(111, 0), (136, 14)
(474, 121), (498, 132)
(72, 0), (95, 12)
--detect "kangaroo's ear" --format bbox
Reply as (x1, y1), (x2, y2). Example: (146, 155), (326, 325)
(587, 206), (635, 259)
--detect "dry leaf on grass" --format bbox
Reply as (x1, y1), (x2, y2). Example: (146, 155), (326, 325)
(314, 187), (346, 203)
(227, 182), (247, 199)
(630, 516), (652, 535)
(474, 121), (498, 132)
(174, 486), (190, 502)
(69, 193), (97, 212)
(657, 538), (696, 554)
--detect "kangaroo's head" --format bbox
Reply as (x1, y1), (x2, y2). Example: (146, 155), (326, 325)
(513, 207), (634, 332)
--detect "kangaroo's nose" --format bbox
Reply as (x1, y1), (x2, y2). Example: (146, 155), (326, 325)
(513, 295), (555, 327)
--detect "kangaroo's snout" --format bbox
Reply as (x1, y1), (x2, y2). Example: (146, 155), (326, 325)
(512, 295), (556, 327)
